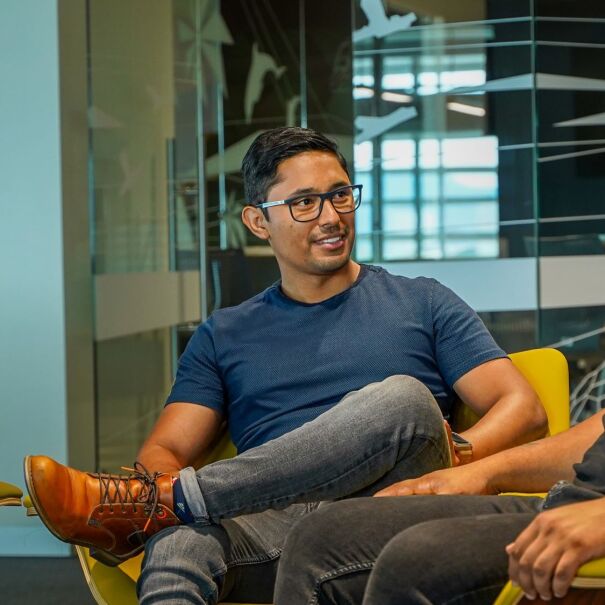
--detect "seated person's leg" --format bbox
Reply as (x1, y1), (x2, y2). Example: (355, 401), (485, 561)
(362, 513), (535, 605)
(25, 375), (450, 564)
(139, 505), (306, 605)
(274, 495), (543, 605)
(185, 375), (451, 522)
(138, 524), (230, 605)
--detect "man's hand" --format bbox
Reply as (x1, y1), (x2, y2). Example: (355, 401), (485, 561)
(506, 499), (605, 601)
(373, 462), (496, 497)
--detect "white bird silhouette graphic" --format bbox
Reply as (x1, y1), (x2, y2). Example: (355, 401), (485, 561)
(355, 106), (418, 143)
(354, 0), (416, 42)
(244, 43), (286, 123)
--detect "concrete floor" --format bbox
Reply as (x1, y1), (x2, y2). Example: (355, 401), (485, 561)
(0, 556), (95, 604)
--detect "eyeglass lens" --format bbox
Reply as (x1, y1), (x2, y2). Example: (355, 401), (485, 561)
(290, 186), (361, 221)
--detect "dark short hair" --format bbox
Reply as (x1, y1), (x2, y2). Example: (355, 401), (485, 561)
(241, 127), (349, 210)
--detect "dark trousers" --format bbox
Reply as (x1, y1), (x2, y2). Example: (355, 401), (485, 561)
(274, 495), (544, 605)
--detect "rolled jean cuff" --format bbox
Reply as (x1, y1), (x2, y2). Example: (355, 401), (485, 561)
(178, 466), (211, 524)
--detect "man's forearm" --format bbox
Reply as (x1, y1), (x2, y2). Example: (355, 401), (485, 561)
(479, 410), (605, 493)
(374, 412), (604, 499)
(460, 393), (547, 461)
(135, 403), (223, 474)
(137, 442), (185, 474)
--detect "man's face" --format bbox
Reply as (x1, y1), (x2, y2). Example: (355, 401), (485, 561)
(261, 151), (356, 279)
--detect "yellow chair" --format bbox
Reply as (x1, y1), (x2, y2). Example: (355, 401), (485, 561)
(492, 350), (605, 604)
(507, 348), (570, 436)
(494, 558), (605, 604)
(71, 348), (575, 604)
(0, 481), (23, 507)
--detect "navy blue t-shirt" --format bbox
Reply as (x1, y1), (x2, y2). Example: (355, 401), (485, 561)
(167, 264), (506, 453)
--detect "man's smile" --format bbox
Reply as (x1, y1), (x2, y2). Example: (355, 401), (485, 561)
(312, 231), (348, 251)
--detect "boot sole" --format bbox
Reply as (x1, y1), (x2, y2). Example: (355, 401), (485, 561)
(23, 456), (128, 567)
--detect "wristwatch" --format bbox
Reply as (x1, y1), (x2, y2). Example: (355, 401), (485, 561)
(451, 432), (473, 464)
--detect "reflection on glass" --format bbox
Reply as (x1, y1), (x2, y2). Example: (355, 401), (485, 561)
(444, 202), (499, 235)
(382, 173), (415, 201)
(356, 203), (373, 235)
(381, 139), (415, 169)
(96, 329), (173, 472)
(350, 2), (535, 263)
(355, 235), (373, 261)
(441, 137), (498, 168)
(383, 238), (417, 260)
(354, 141), (374, 170)
(355, 133), (500, 260)
(444, 239), (499, 258)
(444, 172), (498, 199)
(353, 57), (375, 88)
(382, 204), (417, 234)
(356, 172), (374, 200)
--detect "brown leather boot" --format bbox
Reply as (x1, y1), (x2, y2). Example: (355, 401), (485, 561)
(24, 455), (181, 566)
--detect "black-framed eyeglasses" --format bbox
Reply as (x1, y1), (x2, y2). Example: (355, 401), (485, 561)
(255, 184), (363, 223)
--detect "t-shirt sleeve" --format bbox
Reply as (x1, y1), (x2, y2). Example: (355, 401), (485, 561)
(165, 319), (226, 415)
(430, 279), (507, 386)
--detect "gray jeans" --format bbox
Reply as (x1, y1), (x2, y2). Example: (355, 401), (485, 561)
(138, 375), (451, 604)
(274, 495), (544, 605)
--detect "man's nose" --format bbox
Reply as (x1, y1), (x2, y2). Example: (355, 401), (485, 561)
(318, 198), (340, 224)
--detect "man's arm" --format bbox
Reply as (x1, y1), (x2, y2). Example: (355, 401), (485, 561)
(375, 409), (605, 497)
(137, 403), (223, 473)
(453, 358), (547, 462)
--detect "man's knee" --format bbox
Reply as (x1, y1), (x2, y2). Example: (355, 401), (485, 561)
(143, 523), (229, 565)
(278, 498), (414, 577)
(377, 519), (454, 572)
(365, 518), (511, 603)
(372, 517), (507, 587)
(374, 375), (443, 432)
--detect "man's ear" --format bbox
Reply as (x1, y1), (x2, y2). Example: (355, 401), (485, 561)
(241, 205), (270, 241)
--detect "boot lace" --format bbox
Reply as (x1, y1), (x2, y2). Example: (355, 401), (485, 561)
(97, 461), (162, 531)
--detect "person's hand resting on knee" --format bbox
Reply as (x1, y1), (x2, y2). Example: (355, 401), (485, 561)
(505, 498), (605, 601)
(373, 459), (496, 497)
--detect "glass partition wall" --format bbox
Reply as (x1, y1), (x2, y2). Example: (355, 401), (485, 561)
(87, 0), (353, 470)
(353, 1), (536, 262)
(88, 0), (184, 470)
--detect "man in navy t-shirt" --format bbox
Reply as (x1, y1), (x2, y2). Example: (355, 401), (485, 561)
(26, 127), (547, 604)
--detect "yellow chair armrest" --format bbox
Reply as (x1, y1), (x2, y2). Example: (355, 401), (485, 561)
(577, 557), (605, 578)
(499, 492), (547, 498)
(494, 558), (605, 604)
(0, 481), (23, 506)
